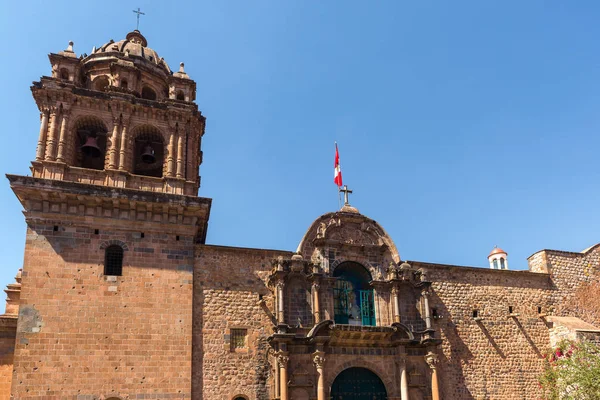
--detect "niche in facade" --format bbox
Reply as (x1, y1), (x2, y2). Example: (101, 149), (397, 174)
(141, 86), (157, 100)
(332, 261), (375, 326)
(132, 125), (164, 178)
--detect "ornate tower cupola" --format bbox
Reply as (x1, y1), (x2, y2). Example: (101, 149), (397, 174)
(9, 30), (211, 243)
(488, 246), (508, 270)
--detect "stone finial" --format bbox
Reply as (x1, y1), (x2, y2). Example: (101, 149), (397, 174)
(59, 41), (77, 58)
(179, 62), (185, 73)
(3, 268), (22, 316)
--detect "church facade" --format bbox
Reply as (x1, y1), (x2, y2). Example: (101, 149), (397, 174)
(1, 30), (599, 400)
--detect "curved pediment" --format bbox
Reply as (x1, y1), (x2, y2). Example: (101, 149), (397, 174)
(296, 210), (400, 264)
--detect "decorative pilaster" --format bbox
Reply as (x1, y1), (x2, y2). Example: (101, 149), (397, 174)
(392, 286), (401, 323)
(107, 117), (120, 169)
(312, 282), (321, 324)
(167, 127), (176, 177)
(422, 289), (432, 330)
(118, 121), (129, 171)
(35, 109), (49, 161)
(56, 111), (70, 163)
(426, 352), (440, 400)
(277, 352), (289, 400)
(176, 129), (185, 178)
(44, 109), (59, 161)
(277, 281), (285, 324)
(398, 358), (409, 400)
(313, 351), (326, 400)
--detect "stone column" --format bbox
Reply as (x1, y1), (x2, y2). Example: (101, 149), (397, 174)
(399, 359), (409, 400)
(277, 282), (285, 324)
(274, 355), (280, 399)
(35, 109), (49, 161)
(44, 109), (59, 161)
(277, 353), (289, 400)
(56, 111), (70, 163)
(426, 352), (440, 400)
(422, 290), (432, 330)
(108, 117), (120, 169)
(167, 127), (176, 177)
(313, 351), (326, 400)
(176, 129), (185, 178)
(392, 286), (401, 323)
(312, 282), (321, 324)
(118, 122), (129, 171)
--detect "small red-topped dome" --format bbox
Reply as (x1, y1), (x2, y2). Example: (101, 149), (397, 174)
(488, 246), (507, 257)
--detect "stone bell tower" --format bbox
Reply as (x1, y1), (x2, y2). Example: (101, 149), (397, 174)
(6, 30), (210, 399)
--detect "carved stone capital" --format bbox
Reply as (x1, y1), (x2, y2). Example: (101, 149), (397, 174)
(425, 352), (439, 370)
(277, 353), (289, 368)
(312, 351), (325, 370)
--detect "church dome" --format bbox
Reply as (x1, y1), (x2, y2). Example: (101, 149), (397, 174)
(488, 246), (507, 257)
(88, 30), (171, 73)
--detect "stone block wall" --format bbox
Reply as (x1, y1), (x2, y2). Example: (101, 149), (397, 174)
(12, 222), (194, 400)
(193, 245), (292, 400)
(414, 262), (553, 400)
(528, 244), (600, 320)
(0, 317), (16, 400)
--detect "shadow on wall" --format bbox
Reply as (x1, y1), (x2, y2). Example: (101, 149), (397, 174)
(428, 290), (477, 400)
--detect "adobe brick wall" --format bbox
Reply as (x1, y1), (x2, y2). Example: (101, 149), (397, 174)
(12, 222), (195, 400)
(193, 245), (292, 400)
(414, 262), (553, 399)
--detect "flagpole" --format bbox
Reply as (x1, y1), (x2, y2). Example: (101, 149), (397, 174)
(335, 141), (341, 210)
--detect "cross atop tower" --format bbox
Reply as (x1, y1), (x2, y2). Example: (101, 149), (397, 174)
(339, 185), (353, 206)
(132, 8), (145, 30)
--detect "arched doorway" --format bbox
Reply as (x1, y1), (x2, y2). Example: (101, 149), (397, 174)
(330, 367), (387, 400)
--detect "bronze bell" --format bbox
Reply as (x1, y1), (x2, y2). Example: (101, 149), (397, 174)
(81, 135), (102, 158)
(141, 143), (156, 164)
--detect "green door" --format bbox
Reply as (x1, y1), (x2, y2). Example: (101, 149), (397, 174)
(359, 290), (376, 326)
(333, 280), (351, 324)
(330, 367), (387, 400)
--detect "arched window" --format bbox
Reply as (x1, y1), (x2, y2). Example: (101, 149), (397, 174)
(141, 86), (157, 100)
(93, 76), (110, 92)
(104, 245), (124, 276)
(121, 79), (128, 89)
(500, 258), (506, 269)
(232, 396), (248, 400)
(333, 262), (375, 326)
(493, 259), (498, 269)
(176, 90), (185, 101)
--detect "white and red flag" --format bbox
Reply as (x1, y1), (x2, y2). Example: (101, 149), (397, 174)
(334, 143), (343, 187)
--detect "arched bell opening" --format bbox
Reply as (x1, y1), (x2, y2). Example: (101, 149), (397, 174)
(330, 367), (387, 400)
(332, 261), (375, 326)
(132, 125), (164, 178)
(72, 116), (108, 170)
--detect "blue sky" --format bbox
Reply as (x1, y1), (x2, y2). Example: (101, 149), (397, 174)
(0, 1), (599, 292)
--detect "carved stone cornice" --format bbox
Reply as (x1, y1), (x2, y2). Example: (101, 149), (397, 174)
(7, 174), (211, 238)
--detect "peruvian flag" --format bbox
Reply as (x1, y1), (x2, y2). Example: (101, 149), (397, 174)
(334, 143), (343, 187)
